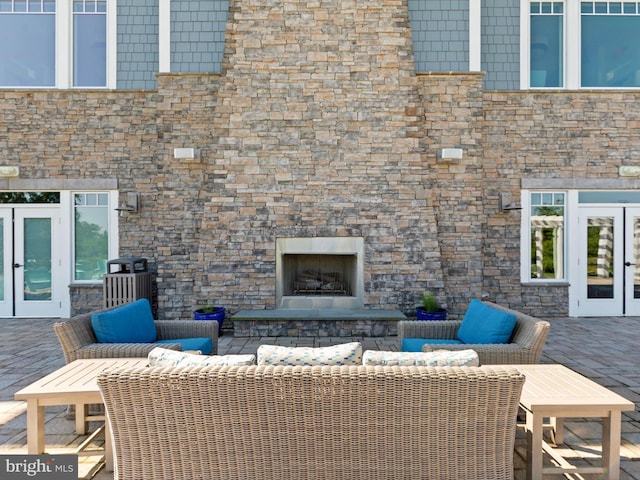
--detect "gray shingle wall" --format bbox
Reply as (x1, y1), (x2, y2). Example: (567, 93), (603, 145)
(408, 0), (469, 72)
(482, 0), (520, 90)
(171, 0), (228, 74)
(117, 0), (159, 90)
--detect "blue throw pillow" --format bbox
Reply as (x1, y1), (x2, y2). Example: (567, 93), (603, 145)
(457, 299), (516, 344)
(401, 338), (462, 352)
(92, 299), (157, 343)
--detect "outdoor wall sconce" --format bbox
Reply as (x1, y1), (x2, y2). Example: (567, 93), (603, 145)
(498, 192), (522, 211)
(116, 192), (140, 213)
(0, 166), (19, 177)
(436, 148), (463, 163)
(173, 148), (199, 159)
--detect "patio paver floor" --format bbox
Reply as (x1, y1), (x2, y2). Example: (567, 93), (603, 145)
(1, 315), (639, 479)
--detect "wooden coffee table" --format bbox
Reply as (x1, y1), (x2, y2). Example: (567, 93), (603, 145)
(14, 357), (147, 471)
(516, 364), (634, 480)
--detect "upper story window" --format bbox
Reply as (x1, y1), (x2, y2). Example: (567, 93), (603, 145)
(73, 0), (107, 87)
(581, 1), (640, 87)
(530, 2), (564, 87)
(523, 0), (640, 88)
(0, 0), (56, 87)
(0, 0), (115, 88)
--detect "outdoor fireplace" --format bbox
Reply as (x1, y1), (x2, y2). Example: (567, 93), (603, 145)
(276, 237), (364, 309)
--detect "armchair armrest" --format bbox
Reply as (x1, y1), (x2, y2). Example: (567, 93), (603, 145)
(397, 320), (461, 342)
(74, 343), (182, 360)
(155, 320), (219, 355)
(54, 315), (98, 363)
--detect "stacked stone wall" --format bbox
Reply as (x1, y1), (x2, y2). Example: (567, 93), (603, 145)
(4, 2), (640, 319)
(416, 73), (485, 316)
(483, 90), (640, 316)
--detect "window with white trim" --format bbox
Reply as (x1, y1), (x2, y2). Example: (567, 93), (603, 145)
(530, 2), (563, 87)
(525, 192), (567, 280)
(523, 0), (640, 88)
(0, 0), (115, 88)
(73, 192), (110, 282)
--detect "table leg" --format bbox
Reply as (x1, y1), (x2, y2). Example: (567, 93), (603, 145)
(75, 403), (87, 435)
(602, 411), (622, 480)
(25, 400), (45, 454)
(550, 417), (564, 444)
(525, 409), (544, 480)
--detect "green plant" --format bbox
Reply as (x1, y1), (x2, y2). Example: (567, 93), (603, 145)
(420, 291), (440, 312)
(196, 300), (218, 313)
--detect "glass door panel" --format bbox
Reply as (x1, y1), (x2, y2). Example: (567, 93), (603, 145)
(23, 218), (52, 301)
(586, 216), (615, 299)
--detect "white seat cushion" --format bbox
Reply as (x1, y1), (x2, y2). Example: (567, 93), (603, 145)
(257, 342), (363, 366)
(148, 347), (255, 367)
(362, 349), (479, 367)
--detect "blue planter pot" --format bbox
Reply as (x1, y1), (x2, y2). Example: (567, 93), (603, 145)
(193, 307), (225, 336)
(416, 307), (447, 321)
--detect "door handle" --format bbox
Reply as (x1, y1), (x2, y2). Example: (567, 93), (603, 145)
(13, 263), (22, 268)
(625, 261), (635, 267)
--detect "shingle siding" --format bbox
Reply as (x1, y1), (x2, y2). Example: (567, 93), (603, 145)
(117, 0), (159, 90)
(408, 0), (469, 72)
(171, 0), (229, 74)
(482, 0), (520, 90)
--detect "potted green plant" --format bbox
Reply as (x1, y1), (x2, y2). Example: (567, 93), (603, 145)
(416, 291), (447, 320)
(193, 300), (225, 335)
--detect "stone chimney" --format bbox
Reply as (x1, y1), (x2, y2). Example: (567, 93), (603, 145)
(197, 0), (444, 311)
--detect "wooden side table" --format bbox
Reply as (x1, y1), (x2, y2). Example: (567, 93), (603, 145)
(516, 364), (634, 480)
(15, 357), (147, 471)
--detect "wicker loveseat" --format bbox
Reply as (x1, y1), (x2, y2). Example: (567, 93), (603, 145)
(54, 303), (218, 363)
(98, 364), (525, 480)
(398, 300), (550, 364)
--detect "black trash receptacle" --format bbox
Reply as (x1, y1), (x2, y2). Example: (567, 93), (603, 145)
(106, 257), (148, 274)
(103, 258), (152, 308)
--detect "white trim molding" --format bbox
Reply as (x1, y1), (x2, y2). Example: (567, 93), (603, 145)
(159, 0), (171, 73)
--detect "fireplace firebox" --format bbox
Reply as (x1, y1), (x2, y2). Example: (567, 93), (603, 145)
(276, 237), (364, 309)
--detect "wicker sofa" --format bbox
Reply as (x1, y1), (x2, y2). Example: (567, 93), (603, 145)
(398, 301), (550, 364)
(53, 305), (218, 363)
(98, 364), (525, 480)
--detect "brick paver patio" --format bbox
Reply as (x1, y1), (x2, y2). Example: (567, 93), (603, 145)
(1, 315), (639, 479)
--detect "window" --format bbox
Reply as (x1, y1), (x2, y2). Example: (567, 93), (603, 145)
(581, 1), (640, 87)
(530, 2), (564, 87)
(0, 0), (56, 87)
(527, 192), (566, 280)
(73, 0), (106, 87)
(74, 192), (109, 281)
(0, 0), (114, 88)
(523, 0), (640, 88)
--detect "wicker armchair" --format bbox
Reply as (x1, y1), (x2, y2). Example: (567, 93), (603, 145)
(54, 306), (218, 363)
(398, 301), (550, 364)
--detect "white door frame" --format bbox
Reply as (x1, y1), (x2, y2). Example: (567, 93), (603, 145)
(0, 203), (70, 318)
(572, 205), (640, 317)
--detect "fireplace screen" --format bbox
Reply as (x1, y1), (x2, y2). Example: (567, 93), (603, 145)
(282, 254), (356, 296)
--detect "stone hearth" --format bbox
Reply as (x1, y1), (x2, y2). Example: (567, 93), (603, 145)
(231, 309), (407, 337)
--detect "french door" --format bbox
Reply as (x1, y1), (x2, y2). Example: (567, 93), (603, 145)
(0, 207), (64, 317)
(577, 207), (640, 316)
